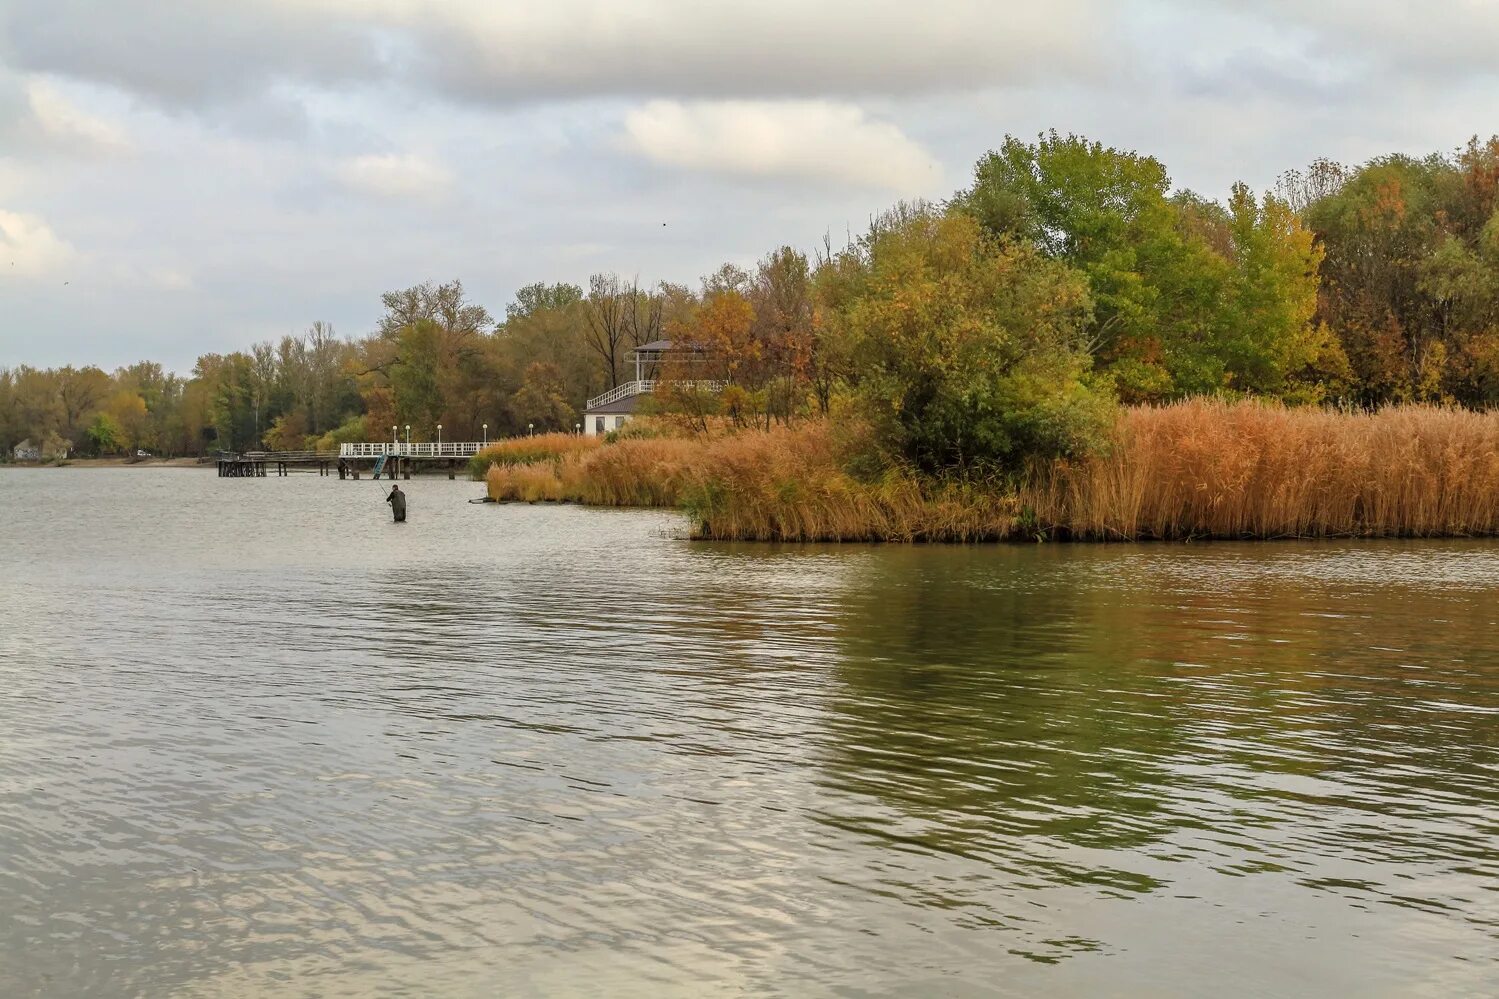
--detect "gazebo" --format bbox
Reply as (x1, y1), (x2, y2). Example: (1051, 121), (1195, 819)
(581, 340), (718, 436)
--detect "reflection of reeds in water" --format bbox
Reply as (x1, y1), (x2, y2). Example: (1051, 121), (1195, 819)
(485, 402), (1499, 542)
(1026, 400), (1499, 540)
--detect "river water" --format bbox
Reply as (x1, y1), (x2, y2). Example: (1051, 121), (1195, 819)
(1, 468), (1496, 997)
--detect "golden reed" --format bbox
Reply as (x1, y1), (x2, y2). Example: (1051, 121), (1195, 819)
(485, 401), (1499, 542)
(1025, 399), (1499, 540)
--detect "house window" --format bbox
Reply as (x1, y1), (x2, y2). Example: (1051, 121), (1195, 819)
(595, 416), (605, 434)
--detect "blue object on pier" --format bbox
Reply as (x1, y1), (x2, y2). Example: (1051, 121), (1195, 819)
(372, 455), (387, 478)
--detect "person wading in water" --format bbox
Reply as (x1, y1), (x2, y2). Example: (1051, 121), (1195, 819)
(387, 484), (407, 523)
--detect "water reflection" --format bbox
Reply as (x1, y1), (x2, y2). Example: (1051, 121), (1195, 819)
(0, 471), (1496, 996)
(813, 544), (1499, 975)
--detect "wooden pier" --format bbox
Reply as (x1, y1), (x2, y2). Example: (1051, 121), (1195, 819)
(218, 442), (488, 481)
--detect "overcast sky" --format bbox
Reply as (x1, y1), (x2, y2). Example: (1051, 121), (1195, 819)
(1, 0), (1496, 372)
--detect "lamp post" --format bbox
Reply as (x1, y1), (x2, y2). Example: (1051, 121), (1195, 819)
(574, 423), (581, 436)
(404, 425), (410, 453)
(528, 423), (534, 437)
(437, 424), (442, 452)
(482, 423), (488, 446)
(391, 425), (397, 453)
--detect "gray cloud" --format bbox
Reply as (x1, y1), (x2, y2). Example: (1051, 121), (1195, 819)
(1, 0), (1497, 372)
(404, 0), (1115, 103)
(0, 0), (1117, 115)
(0, 0), (382, 109)
(1192, 0), (1499, 80)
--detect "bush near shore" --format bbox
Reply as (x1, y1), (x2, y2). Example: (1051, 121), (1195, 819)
(480, 402), (1499, 543)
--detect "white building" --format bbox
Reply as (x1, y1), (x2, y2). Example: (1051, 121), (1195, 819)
(10, 436), (69, 462)
(581, 339), (721, 436)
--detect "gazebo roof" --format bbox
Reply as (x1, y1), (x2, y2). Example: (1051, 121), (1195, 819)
(632, 339), (708, 354)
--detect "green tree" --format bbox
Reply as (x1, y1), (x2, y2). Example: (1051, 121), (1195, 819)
(1221, 183), (1334, 398)
(955, 133), (1220, 399)
(86, 412), (122, 455)
(823, 204), (1113, 476)
(506, 282), (584, 321)
(957, 133), (1328, 403)
(389, 320), (445, 434)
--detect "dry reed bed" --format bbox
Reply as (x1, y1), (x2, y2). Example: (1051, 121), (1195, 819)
(484, 436), (698, 506)
(1025, 400), (1499, 540)
(484, 401), (1499, 542)
(672, 425), (1016, 542)
(469, 433), (600, 478)
(485, 423), (1016, 541)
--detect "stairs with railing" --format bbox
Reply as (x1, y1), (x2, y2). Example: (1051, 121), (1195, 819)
(586, 380), (725, 410)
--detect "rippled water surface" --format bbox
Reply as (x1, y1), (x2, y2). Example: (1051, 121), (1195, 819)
(2, 468), (1497, 997)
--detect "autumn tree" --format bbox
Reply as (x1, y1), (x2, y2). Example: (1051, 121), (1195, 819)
(494, 283), (598, 435)
(583, 274), (663, 389)
(1300, 145), (1499, 404)
(750, 246), (815, 422)
(584, 273), (630, 389)
(56, 366), (113, 443)
(509, 362), (576, 432)
(104, 391), (149, 452)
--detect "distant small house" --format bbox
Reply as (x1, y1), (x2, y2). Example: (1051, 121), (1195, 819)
(581, 339), (721, 436)
(12, 436), (71, 462)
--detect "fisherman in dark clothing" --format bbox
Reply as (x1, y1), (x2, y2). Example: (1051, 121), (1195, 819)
(387, 484), (407, 522)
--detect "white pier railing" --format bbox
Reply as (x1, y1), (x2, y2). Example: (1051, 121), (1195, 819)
(339, 442), (487, 458)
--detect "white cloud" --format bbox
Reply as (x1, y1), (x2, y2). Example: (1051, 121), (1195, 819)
(623, 100), (941, 192)
(24, 79), (131, 152)
(330, 153), (452, 199)
(0, 208), (76, 277)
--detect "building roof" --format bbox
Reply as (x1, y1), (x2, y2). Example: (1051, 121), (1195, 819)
(584, 394), (644, 416)
(632, 339), (708, 354)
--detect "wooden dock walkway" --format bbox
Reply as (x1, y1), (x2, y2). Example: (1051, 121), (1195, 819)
(218, 442), (489, 480)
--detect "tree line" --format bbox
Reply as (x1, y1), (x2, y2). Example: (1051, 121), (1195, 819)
(4, 131), (1498, 468)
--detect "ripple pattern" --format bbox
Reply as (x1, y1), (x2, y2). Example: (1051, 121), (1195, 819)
(1, 470), (1496, 997)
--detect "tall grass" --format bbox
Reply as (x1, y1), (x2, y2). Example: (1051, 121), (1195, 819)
(676, 423), (1017, 542)
(1023, 399), (1499, 540)
(484, 436), (698, 506)
(469, 433), (600, 479)
(483, 401), (1499, 542)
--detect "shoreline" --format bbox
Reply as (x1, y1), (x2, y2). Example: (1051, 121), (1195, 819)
(3, 458), (209, 469)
